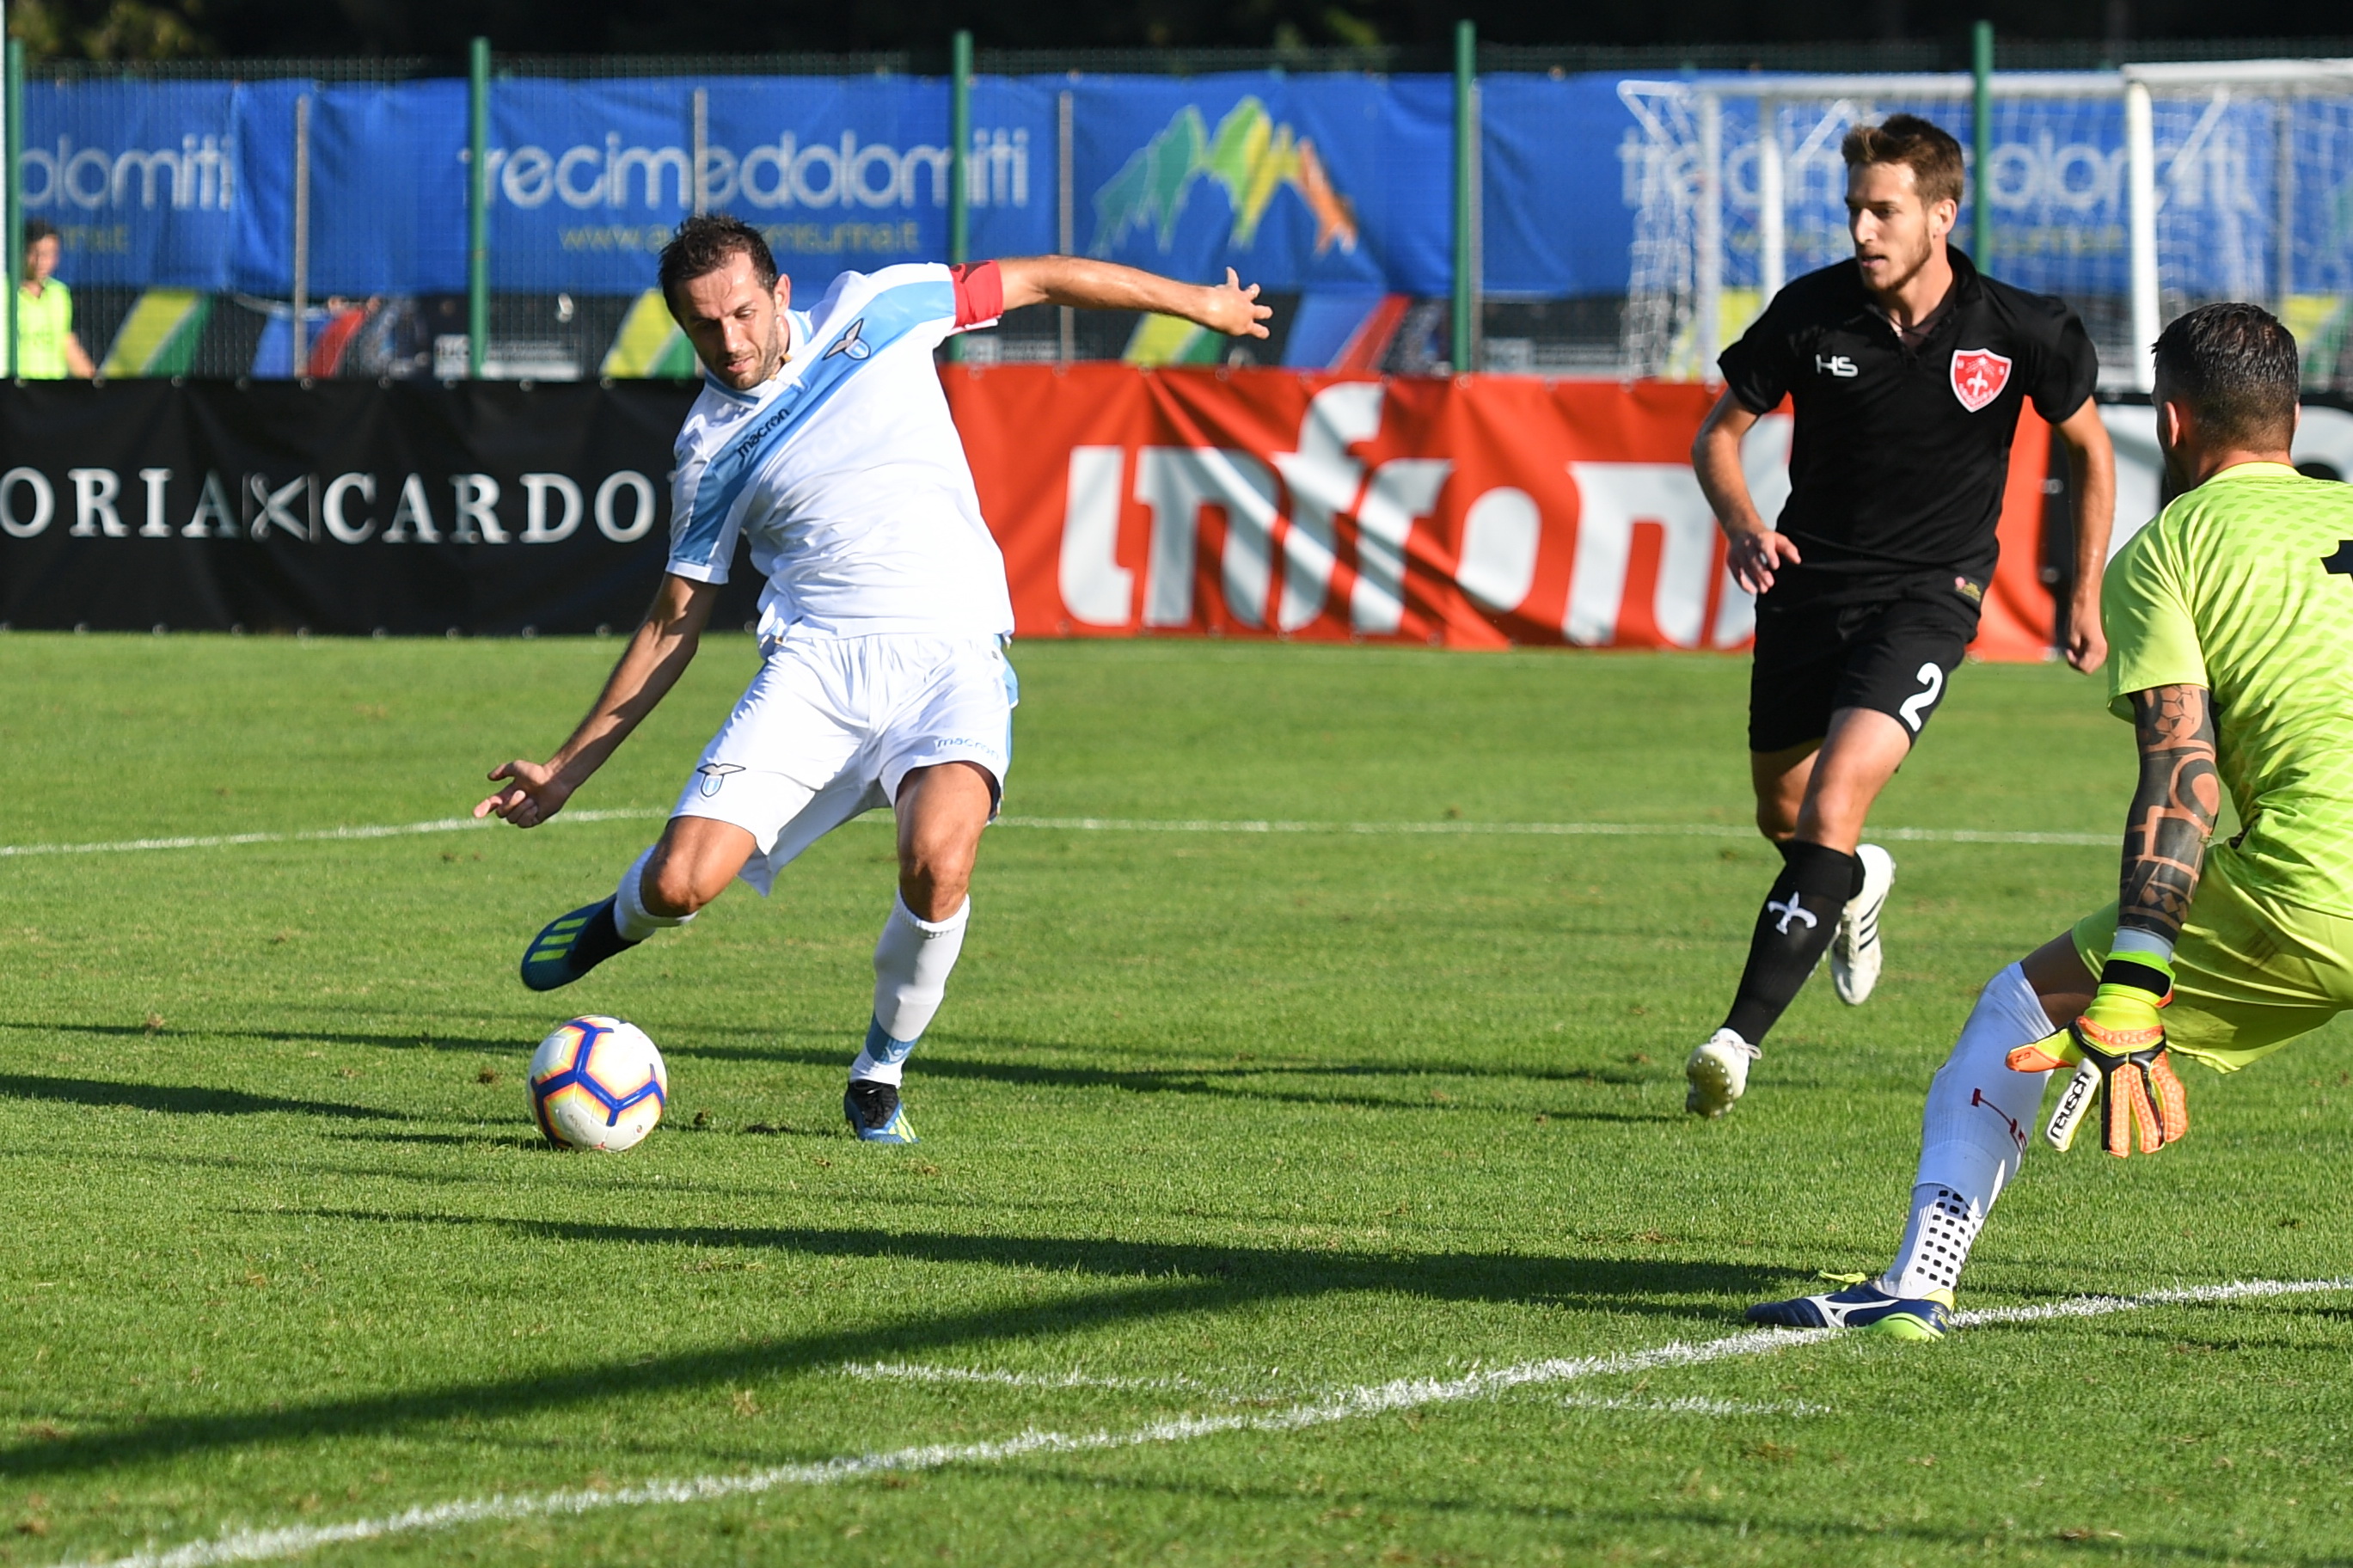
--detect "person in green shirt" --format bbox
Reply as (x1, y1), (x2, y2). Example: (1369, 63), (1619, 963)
(15, 220), (96, 380)
(1745, 301), (2353, 1338)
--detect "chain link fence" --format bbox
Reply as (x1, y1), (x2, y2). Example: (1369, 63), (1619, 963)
(11, 39), (2353, 383)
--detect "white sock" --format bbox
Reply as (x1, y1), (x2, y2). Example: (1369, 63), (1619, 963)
(613, 845), (695, 943)
(1880, 961), (2058, 1297)
(849, 895), (969, 1086)
(1884, 1184), (1985, 1298)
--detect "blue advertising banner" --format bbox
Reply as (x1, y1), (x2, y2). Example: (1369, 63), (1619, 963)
(1480, 73), (1639, 299)
(1593, 77), (2321, 307)
(230, 81), (472, 297)
(227, 76), (1061, 300)
(17, 69), (2353, 346)
(18, 80), (242, 290)
(1481, 71), (2349, 308)
(1069, 72), (1453, 297)
(475, 77), (1054, 296)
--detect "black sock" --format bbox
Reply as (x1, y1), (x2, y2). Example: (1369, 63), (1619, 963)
(1722, 841), (1861, 1044)
(569, 896), (639, 970)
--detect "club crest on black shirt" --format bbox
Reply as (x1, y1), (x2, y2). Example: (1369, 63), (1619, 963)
(1949, 348), (2012, 412)
(1718, 248), (2099, 595)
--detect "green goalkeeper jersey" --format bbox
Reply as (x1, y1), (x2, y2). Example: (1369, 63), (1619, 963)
(2102, 461), (2353, 917)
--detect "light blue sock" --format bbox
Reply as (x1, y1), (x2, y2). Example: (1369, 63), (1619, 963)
(849, 1018), (919, 1087)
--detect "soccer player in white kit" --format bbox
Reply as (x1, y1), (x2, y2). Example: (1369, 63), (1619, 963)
(476, 215), (1270, 1142)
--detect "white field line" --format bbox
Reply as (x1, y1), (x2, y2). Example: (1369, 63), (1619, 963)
(0, 811), (2114, 861)
(1558, 1394), (1830, 1416)
(0, 807), (665, 860)
(999, 816), (2117, 847)
(1952, 1274), (2353, 1325)
(70, 1277), (2351, 1568)
(839, 1361), (1224, 1394)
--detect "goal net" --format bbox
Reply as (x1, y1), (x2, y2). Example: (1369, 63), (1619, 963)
(1621, 65), (2353, 389)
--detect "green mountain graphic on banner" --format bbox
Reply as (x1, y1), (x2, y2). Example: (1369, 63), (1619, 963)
(1090, 98), (1358, 258)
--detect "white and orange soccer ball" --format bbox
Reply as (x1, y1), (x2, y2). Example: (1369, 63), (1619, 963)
(528, 1016), (667, 1151)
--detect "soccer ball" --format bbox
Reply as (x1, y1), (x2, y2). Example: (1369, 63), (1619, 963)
(528, 1016), (667, 1152)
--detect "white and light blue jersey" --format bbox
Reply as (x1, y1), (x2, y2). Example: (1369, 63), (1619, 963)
(665, 262), (1014, 641)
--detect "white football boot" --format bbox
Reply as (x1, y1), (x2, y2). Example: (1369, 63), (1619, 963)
(1684, 1028), (1760, 1118)
(1831, 844), (1896, 1006)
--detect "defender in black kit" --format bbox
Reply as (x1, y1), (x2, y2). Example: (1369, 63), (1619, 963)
(1682, 113), (2118, 1118)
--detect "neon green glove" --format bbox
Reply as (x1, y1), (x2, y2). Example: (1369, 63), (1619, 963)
(2006, 952), (2186, 1157)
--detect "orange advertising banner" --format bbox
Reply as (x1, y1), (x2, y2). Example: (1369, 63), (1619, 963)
(944, 364), (2059, 659)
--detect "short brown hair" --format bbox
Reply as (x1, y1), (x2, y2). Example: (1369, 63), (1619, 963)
(658, 214), (779, 310)
(2153, 303), (2301, 450)
(1841, 113), (1966, 211)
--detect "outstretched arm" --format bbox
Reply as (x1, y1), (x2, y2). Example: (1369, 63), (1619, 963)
(2054, 399), (2116, 674)
(475, 573), (721, 828)
(2117, 682), (2222, 946)
(993, 256), (1271, 339)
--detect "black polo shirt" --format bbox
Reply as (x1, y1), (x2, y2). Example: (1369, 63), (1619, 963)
(1718, 248), (2099, 598)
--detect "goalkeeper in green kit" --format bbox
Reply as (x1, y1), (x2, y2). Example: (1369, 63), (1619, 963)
(1749, 303), (2353, 1338)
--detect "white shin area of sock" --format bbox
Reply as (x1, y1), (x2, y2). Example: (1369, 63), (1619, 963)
(849, 896), (970, 1085)
(1881, 961), (2058, 1297)
(613, 845), (696, 943)
(1885, 1184), (1985, 1297)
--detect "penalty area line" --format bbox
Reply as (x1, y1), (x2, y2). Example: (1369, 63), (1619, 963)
(74, 1277), (2352, 1568)
(0, 812), (2113, 861)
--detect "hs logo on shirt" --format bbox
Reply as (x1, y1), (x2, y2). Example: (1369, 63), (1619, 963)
(1814, 353), (1858, 378)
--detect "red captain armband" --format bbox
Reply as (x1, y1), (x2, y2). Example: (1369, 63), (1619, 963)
(949, 260), (1005, 330)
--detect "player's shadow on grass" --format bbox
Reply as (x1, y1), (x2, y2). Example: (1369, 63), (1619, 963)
(358, 1211), (1786, 1314)
(0, 1210), (1785, 1483)
(0, 1073), (401, 1122)
(665, 1040), (1679, 1118)
(1063, 1475), (2341, 1568)
(326, 1129), (548, 1150)
(9, 1020), (523, 1055)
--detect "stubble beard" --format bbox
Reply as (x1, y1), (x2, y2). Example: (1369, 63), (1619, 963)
(757, 315), (791, 383)
(718, 317), (791, 391)
(1859, 230), (1934, 304)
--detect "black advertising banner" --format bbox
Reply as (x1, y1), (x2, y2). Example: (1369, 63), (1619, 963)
(0, 381), (771, 635)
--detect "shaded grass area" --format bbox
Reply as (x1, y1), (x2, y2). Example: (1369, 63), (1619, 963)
(0, 634), (2346, 1565)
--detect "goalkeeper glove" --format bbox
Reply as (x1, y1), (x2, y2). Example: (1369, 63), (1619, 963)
(2005, 952), (2187, 1157)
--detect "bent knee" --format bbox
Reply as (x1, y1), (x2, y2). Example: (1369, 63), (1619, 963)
(898, 847), (976, 914)
(644, 859), (726, 917)
(900, 851), (975, 903)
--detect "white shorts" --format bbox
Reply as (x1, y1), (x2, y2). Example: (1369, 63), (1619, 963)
(671, 631), (1016, 895)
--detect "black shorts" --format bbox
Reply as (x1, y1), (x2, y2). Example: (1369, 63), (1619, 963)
(1747, 577), (1983, 754)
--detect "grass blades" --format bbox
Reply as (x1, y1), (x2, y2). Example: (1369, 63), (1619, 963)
(0, 634), (2348, 1565)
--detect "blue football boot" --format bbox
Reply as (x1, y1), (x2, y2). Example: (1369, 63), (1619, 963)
(843, 1079), (918, 1143)
(1746, 1273), (1956, 1340)
(520, 897), (638, 992)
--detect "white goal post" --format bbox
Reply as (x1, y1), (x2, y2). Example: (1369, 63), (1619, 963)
(1621, 60), (2353, 389)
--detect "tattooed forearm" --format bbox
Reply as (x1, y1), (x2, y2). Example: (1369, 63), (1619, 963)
(2119, 683), (2221, 944)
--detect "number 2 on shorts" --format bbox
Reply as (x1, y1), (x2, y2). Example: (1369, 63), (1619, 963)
(1897, 661), (1945, 732)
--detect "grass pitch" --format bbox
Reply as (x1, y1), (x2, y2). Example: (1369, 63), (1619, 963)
(1, 633), (2348, 1566)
